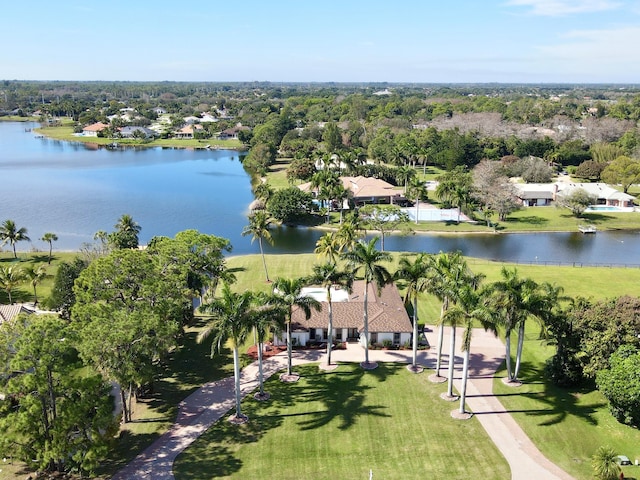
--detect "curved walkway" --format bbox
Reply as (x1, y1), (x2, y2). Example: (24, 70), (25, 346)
(112, 327), (574, 480)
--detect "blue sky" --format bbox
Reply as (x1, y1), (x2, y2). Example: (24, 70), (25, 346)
(2, 0), (640, 83)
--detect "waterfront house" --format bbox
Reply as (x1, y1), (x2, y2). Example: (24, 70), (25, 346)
(82, 122), (109, 137)
(299, 176), (403, 206)
(173, 124), (204, 139)
(218, 125), (249, 140)
(118, 126), (157, 139)
(284, 281), (412, 348)
(557, 182), (635, 208)
(513, 183), (556, 206)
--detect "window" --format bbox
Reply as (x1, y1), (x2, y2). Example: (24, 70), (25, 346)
(336, 329), (343, 340)
(370, 332), (378, 344)
(310, 329), (316, 340)
(393, 332), (401, 345)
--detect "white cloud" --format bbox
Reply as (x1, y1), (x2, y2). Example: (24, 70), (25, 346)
(505, 0), (621, 16)
(534, 26), (640, 80)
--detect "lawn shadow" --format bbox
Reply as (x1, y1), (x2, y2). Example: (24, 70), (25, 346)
(507, 215), (549, 226)
(498, 361), (605, 427)
(294, 364), (390, 431)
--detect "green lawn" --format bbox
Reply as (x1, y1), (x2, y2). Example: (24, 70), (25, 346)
(0, 251), (80, 304)
(173, 363), (510, 480)
(493, 332), (640, 480)
(5, 251), (640, 479)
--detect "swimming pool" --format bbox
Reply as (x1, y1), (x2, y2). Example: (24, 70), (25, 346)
(585, 205), (634, 212)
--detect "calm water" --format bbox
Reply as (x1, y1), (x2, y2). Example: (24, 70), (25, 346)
(1, 121), (640, 265)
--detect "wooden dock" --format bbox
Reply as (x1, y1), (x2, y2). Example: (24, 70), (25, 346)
(578, 225), (597, 234)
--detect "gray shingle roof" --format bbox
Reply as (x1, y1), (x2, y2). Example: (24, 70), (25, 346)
(291, 281), (412, 333)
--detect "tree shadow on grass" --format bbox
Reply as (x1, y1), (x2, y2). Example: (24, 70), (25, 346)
(507, 215), (549, 226)
(296, 364), (390, 431)
(497, 360), (605, 427)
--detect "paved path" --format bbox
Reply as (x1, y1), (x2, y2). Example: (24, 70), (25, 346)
(112, 327), (575, 480)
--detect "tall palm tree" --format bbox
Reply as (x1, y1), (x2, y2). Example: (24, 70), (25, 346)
(395, 165), (416, 194)
(242, 211), (274, 282)
(0, 219), (30, 258)
(308, 262), (354, 366)
(24, 264), (47, 306)
(197, 284), (255, 421)
(331, 184), (351, 224)
(272, 277), (321, 376)
(488, 267), (544, 383)
(426, 251), (480, 379)
(435, 179), (471, 224)
(341, 237), (392, 367)
(0, 265), (26, 304)
(40, 232), (58, 264)
(407, 177), (428, 225)
(251, 292), (287, 399)
(394, 253), (430, 372)
(443, 284), (496, 414)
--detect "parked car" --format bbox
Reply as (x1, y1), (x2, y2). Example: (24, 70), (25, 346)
(616, 455), (632, 465)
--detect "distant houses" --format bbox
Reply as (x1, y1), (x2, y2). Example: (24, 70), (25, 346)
(513, 182), (636, 208)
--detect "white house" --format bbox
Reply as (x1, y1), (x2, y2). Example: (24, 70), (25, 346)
(557, 182), (636, 208)
(284, 281), (412, 348)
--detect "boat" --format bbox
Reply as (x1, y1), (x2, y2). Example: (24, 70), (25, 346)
(578, 225), (597, 234)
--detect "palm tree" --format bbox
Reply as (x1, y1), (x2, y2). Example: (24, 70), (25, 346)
(591, 446), (621, 480)
(0, 219), (30, 258)
(308, 262), (354, 366)
(197, 284), (255, 421)
(24, 264), (47, 306)
(443, 285), (496, 414)
(40, 232), (58, 264)
(335, 215), (363, 252)
(314, 232), (341, 264)
(394, 253), (430, 372)
(395, 165), (416, 194)
(251, 292), (286, 399)
(426, 251), (479, 380)
(407, 177), (428, 225)
(272, 277), (321, 376)
(112, 214), (141, 249)
(0, 265), (26, 304)
(331, 184), (351, 224)
(242, 211), (274, 282)
(435, 180), (471, 224)
(341, 237), (392, 367)
(488, 267), (544, 383)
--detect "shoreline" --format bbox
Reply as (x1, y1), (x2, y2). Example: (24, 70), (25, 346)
(29, 122), (246, 152)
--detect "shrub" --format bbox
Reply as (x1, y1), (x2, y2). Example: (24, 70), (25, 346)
(382, 339), (392, 348)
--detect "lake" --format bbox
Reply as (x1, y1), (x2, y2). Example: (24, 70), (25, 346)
(1, 121), (639, 265)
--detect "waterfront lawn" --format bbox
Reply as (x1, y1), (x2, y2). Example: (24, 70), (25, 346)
(227, 254), (640, 323)
(0, 251), (79, 304)
(173, 363), (510, 480)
